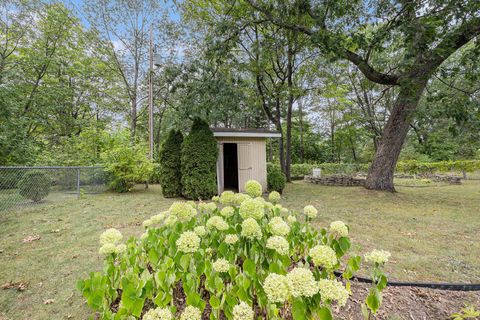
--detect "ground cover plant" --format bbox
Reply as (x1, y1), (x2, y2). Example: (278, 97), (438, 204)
(78, 180), (390, 319)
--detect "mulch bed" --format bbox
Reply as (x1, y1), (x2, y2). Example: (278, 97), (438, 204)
(335, 280), (480, 319)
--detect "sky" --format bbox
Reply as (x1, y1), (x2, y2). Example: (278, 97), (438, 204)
(58, 0), (181, 28)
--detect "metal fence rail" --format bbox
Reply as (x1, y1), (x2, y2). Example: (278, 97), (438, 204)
(0, 166), (106, 212)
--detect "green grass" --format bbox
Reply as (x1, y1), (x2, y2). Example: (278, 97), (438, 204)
(0, 181), (479, 319)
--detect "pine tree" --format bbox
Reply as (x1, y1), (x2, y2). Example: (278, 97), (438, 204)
(159, 130), (183, 197)
(181, 118), (218, 200)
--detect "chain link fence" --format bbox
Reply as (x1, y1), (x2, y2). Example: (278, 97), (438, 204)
(0, 166), (106, 212)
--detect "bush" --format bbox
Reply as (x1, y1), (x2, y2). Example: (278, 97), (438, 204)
(78, 180), (390, 319)
(18, 171), (51, 202)
(181, 118), (218, 200)
(101, 142), (154, 193)
(267, 164), (286, 193)
(158, 130), (183, 197)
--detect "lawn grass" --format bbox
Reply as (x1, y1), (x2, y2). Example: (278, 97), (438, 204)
(0, 181), (479, 319)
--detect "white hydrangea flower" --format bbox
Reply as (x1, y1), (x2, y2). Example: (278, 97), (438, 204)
(303, 205), (318, 219)
(206, 216), (229, 231)
(268, 217), (290, 236)
(194, 226), (207, 237)
(241, 218), (262, 240)
(98, 243), (117, 255)
(245, 180), (262, 197)
(264, 201), (274, 212)
(280, 207), (289, 215)
(287, 215), (297, 224)
(150, 212), (165, 225)
(115, 244), (127, 254)
(176, 231), (200, 253)
(211, 195), (220, 203)
(266, 236), (289, 256)
(169, 202), (197, 223)
(198, 202), (217, 214)
(239, 198), (265, 220)
(213, 258), (230, 273)
(286, 267), (319, 298)
(232, 301), (254, 320)
(318, 279), (350, 307)
(263, 273), (290, 303)
(180, 306), (202, 320)
(164, 214), (178, 226)
(100, 228), (123, 245)
(156, 308), (173, 320)
(329, 221), (349, 237)
(219, 191), (236, 205)
(309, 245), (338, 269)
(143, 307), (173, 320)
(143, 219), (153, 228)
(233, 193), (250, 206)
(220, 206), (235, 218)
(225, 234), (239, 245)
(268, 191), (281, 203)
(364, 249), (391, 264)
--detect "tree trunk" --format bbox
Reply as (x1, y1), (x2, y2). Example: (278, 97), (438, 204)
(285, 100), (292, 182)
(365, 80), (427, 191)
(298, 97), (304, 163)
(130, 94), (137, 139)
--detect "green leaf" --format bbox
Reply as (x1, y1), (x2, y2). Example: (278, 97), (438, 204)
(317, 307), (333, 320)
(243, 259), (256, 277)
(210, 295), (221, 309)
(292, 298), (307, 320)
(377, 275), (388, 291)
(366, 287), (382, 314)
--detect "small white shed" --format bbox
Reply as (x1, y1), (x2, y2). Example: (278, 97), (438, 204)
(212, 128), (281, 194)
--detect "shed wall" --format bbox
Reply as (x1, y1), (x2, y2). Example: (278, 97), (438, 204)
(215, 137), (267, 193)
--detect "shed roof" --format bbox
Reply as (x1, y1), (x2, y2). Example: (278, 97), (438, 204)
(211, 128), (281, 138)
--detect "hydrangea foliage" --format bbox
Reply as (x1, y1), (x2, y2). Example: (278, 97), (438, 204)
(78, 180), (390, 319)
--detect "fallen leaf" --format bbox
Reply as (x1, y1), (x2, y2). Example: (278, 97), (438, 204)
(1, 281), (15, 289)
(2, 281), (28, 291)
(17, 282), (28, 291)
(22, 235), (41, 243)
(44, 299), (55, 305)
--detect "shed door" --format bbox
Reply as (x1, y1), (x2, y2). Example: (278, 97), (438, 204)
(216, 143), (224, 194)
(237, 143), (253, 192)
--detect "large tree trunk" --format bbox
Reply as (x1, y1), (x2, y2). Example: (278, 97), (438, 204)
(365, 80), (427, 191)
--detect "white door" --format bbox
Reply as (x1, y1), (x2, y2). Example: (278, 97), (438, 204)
(237, 143), (253, 192)
(217, 143), (224, 194)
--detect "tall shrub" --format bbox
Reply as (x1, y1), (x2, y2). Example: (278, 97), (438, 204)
(181, 118), (218, 200)
(159, 130), (183, 197)
(101, 140), (154, 193)
(18, 171), (51, 202)
(267, 165), (287, 193)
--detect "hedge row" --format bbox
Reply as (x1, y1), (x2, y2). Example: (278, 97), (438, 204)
(268, 160), (480, 178)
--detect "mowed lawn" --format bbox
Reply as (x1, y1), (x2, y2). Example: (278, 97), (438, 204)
(0, 181), (479, 319)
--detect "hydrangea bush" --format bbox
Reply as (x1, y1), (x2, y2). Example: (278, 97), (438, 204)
(78, 180), (390, 319)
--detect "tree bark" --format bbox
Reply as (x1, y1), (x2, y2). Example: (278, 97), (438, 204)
(365, 80), (427, 191)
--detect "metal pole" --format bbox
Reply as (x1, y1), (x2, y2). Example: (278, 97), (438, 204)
(148, 24), (154, 160)
(76, 168), (80, 199)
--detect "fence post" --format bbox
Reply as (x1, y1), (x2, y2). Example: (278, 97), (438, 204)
(77, 168), (81, 199)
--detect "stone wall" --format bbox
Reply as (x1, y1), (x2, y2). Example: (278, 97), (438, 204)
(304, 174), (366, 186)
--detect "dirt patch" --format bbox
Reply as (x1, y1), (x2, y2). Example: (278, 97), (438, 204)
(336, 281), (480, 319)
